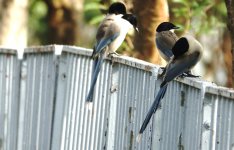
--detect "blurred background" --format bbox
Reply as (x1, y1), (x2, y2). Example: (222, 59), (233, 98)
(0, 0), (233, 88)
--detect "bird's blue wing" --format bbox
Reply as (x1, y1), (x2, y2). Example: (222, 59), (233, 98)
(156, 38), (174, 60)
(86, 33), (120, 103)
(161, 52), (200, 87)
(93, 33), (120, 56)
(138, 84), (168, 134)
(86, 53), (105, 103)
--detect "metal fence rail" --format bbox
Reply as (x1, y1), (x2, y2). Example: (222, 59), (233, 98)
(0, 45), (233, 150)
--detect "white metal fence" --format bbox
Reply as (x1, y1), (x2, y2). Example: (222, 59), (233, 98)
(0, 45), (234, 150)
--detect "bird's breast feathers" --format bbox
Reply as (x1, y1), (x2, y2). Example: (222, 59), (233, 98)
(106, 16), (133, 53)
(95, 14), (133, 54)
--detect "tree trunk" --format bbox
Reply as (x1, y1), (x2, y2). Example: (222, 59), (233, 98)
(132, 0), (169, 64)
(221, 31), (232, 87)
(224, 0), (234, 87)
(0, 0), (28, 47)
(44, 0), (84, 45)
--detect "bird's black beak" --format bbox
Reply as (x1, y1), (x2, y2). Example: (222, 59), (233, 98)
(173, 26), (180, 30)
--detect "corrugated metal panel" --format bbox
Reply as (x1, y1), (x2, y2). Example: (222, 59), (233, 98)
(202, 92), (234, 150)
(0, 50), (20, 150)
(0, 45), (234, 150)
(152, 80), (203, 150)
(107, 63), (155, 150)
(17, 50), (56, 150)
(51, 51), (112, 150)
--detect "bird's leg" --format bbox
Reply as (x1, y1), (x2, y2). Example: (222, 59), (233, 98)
(108, 52), (120, 64)
(160, 67), (166, 72)
(108, 52), (120, 57)
(184, 72), (200, 78)
(158, 67), (166, 78)
(179, 73), (187, 78)
(179, 71), (200, 78)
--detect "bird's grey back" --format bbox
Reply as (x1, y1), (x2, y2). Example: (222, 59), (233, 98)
(183, 34), (203, 55)
(156, 31), (178, 61)
(95, 14), (120, 42)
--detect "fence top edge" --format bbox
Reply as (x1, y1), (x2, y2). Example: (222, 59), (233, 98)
(0, 47), (17, 54)
(1, 45), (234, 99)
(64, 46), (234, 99)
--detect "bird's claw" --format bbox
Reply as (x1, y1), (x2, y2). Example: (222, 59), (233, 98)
(160, 67), (165, 71)
(108, 52), (120, 64)
(158, 67), (166, 78)
(179, 74), (185, 78)
(179, 72), (200, 78)
(108, 52), (120, 57)
(186, 73), (200, 78)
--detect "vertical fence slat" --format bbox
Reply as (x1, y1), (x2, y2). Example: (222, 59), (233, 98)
(0, 52), (20, 150)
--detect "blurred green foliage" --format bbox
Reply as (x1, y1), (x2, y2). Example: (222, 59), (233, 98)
(28, 0), (48, 45)
(84, 1), (106, 25)
(169, 0), (227, 35)
(27, 0), (227, 47)
(84, 0), (117, 25)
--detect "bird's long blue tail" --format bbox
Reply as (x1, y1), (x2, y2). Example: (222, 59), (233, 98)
(138, 84), (168, 138)
(85, 54), (104, 108)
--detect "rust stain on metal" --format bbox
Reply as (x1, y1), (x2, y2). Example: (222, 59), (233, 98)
(144, 65), (153, 71)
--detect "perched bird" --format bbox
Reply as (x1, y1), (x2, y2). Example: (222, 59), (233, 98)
(137, 34), (203, 142)
(156, 22), (179, 62)
(86, 3), (138, 110)
(156, 22), (199, 77)
(161, 35), (202, 85)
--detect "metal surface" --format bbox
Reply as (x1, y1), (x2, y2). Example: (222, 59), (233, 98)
(51, 51), (112, 150)
(17, 51), (56, 150)
(152, 80), (204, 150)
(202, 91), (234, 150)
(0, 49), (20, 150)
(106, 63), (155, 150)
(0, 45), (234, 150)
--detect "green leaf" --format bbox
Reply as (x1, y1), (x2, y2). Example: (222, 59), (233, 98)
(84, 2), (107, 11)
(89, 15), (105, 25)
(172, 0), (190, 7)
(31, 1), (47, 17)
(172, 7), (189, 17)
